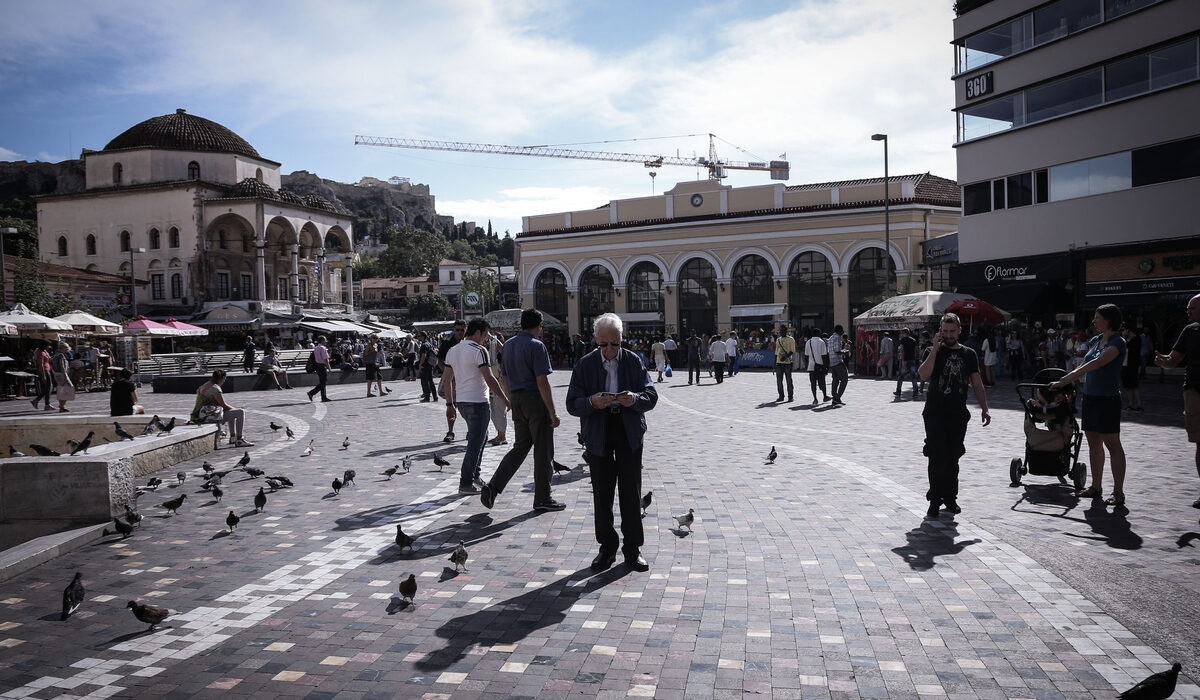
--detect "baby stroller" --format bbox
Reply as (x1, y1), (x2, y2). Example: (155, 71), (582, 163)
(1010, 368), (1086, 489)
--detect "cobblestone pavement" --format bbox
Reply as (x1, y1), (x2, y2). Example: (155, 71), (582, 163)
(0, 368), (1197, 699)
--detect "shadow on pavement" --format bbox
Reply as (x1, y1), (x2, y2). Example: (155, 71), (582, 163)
(366, 511), (536, 565)
(1014, 489), (1144, 550)
(891, 520), (981, 571)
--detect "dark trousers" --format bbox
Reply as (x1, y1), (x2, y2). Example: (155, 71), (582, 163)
(34, 371), (52, 408)
(775, 364), (793, 400)
(923, 411), (969, 504)
(809, 368), (827, 399)
(830, 363), (848, 400)
(307, 366), (329, 400)
(488, 390), (553, 503)
(687, 356), (700, 383)
(588, 412), (644, 557)
(419, 368), (435, 400)
(712, 360), (725, 383)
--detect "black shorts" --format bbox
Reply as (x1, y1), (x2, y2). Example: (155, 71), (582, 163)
(1081, 393), (1121, 434)
(365, 364), (379, 380)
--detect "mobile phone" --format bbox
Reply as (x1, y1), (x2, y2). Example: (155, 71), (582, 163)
(600, 392), (616, 400)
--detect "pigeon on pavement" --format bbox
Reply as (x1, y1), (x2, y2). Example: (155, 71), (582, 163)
(383, 465), (399, 479)
(395, 524), (415, 552)
(254, 487), (267, 513)
(1119, 663), (1182, 700)
(342, 436), (351, 450)
(285, 426), (295, 440)
(176, 471), (186, 484)
(449, 541), (469, 572)
(398, 574), (417, 604)
(433, 453), (450, 471)
(674, 508), (695, 531)
(111, 516), (133, 538)
(159, 494), (187, 515)
(127, 600), (170, 631)
(123, 505), (143, 527)
(114, 423), (135, 441)
(265, 477), (285, 491)
(331, 477), (343, 495)
(766, 446), (777, 464)
(342, 469), (356, 487)
(269, 422), (283, 432)
(9, 445), (26, 457)
(236, 451), (251, 469)
(144, 477), (163, 490)
(640, 491), (653, 517)
(202, 461), (214, 475)
(243, 466), (264, 479)
(211, 484), (224, 502)
(226, 510), (240, 533)
(401, 455), (412, 473)
(302, 440), (313, 457)
(158, 417), (176, 435)
(268, 475), (293, 487)
(61, 572), (85, 621)
(142, 418), (160, 436)
(30, 444), (61, 456)
(552, 459), (572, 476)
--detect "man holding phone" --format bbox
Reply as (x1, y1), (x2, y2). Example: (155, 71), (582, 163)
(917, 313), (991, 519)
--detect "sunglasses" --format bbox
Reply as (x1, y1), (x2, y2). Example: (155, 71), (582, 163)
(595, 342), (620, 348)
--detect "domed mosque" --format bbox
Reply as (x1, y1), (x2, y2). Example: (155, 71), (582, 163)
(37, 109), (356, 337)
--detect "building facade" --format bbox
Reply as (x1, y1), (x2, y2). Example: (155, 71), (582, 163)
(952, 0), (1200, 327)
(516, 175), (960, 340)
(35, 109), (355, 324)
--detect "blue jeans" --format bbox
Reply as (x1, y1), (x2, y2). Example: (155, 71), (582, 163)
(896, 360), (918, 394)
(456, 401), (490, 487)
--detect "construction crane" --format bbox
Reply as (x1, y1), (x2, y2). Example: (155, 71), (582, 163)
(354, 133), (790, 181)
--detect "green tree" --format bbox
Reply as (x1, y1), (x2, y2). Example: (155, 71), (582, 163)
(358, 225), (448, 279)
(10, 257), (77, 316)
(408, 292), (453, 321)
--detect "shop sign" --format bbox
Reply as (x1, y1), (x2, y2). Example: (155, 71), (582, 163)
(984, 264), (1036, 282)
(1084, 275), (1200, 297)
(921, 234), (958, 267)
(965, 71), (994, 100)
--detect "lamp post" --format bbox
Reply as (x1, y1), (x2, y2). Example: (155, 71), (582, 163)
(0, 226), (17, 306)
(129, 246), (146, 316)
(871, 133), (891, 296)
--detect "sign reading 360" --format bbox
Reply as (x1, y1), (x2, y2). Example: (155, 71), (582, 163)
(965, 71), (993, 100)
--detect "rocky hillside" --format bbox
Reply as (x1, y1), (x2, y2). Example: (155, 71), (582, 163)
(0, 160), (85, 209)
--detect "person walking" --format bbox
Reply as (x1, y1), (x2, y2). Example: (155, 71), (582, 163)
(1121, 326), (1142, 411)
(1007, 330), (1026, 381)
(1154, 293), (1200, 508)
(828, 324), (848, 406)
(31, 340), (53, 411)
(804, 328), (829, 404)
(363, 338), (383, 397)
(486, 331), (508, 445)
(481, 309), (565, 512)
(1052, 304), (1127, 506)
(708, 332), (727, 383)
(417, 332), (437, 401)
(306, 336), (332, 403)
(567, 313), (658, 572)
(51, 341), (75, 413)
(650, 337), (668, 383)
(878, 332), (895, 379)
(686, 330), (702, 385)
(438, 321), (466, 442)
(980, 329), (997, 386)
(192, 369), (254, 447)
(918, 313), (990, 518)
(894, 328), (920, 398)
(775, 325), (796, 402)
(444, 319), (511, 495)
(725, 331), (741, 377)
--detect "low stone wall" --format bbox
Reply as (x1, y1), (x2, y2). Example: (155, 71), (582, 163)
(150, 365), (415, 394)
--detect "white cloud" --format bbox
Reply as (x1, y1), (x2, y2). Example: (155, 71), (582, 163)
(0, 146), (21, 160)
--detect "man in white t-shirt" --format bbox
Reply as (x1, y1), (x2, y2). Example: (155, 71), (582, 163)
(708, 332), (728, 383)
(650, 338), (668, 383)
(804, 329), (830, 404)
(725, 331), (740, 377)
(444, 319), (511, 494)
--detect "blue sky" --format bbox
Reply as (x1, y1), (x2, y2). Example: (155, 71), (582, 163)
(0, 0), (957, 236)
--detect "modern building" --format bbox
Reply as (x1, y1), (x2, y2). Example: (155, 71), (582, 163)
(516, 175), (960, 341)
(951, 0), (1200, 329)
(35, 109), (356, 329)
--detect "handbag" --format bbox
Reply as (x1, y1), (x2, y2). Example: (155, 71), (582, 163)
(664, 363), (673, 377)
(55, 384), (76, 402)
(198, 404), (225, 423)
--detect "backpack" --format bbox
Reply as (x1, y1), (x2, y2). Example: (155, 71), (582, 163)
(305, 351), (318, 373)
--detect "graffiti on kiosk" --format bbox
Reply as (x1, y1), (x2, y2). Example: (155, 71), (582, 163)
(864, 297), (926, 318)
(984, 264), (1036, 282)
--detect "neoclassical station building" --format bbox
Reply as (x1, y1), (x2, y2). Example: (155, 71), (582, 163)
(516, 175), (961, 338)
(35, 109), (355, 329)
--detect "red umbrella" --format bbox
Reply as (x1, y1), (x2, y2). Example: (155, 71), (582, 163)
(945, 298), (1009, 326)
(161, 318), (209, 337)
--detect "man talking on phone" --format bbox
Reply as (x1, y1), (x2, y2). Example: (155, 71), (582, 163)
(917, 313), (991, 519)
(567, 313), (658, 572)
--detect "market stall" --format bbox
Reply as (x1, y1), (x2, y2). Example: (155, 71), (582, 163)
(851, 291), (992, 376)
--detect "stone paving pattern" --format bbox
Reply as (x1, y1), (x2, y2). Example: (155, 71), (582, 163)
(0, 366), (1197, 699)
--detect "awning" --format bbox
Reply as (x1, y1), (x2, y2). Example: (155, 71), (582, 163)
(299, 320), (343, 334)
(729, 303), (786, 318)
(617, 312), (661, 323)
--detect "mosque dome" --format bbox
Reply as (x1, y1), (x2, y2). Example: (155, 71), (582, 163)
(230, 178), (278, 200)
(302, 194), (337, 212)
(277, 188), (304, 205)
(103, 109), (262, 159)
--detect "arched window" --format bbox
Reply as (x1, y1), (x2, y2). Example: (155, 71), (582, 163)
(627, 261), (663, 313)
(788, 252), (834, 332)
(255, 168), (263, 182)
(171, 273), (183, 299)
(112, 163), (123, 184)
(187, 161), (200, 180)
(218, 229), (227, 249)
(149, 228), (160, 249)
(730, 254), (773, 305)
(168, 227), (180, 248)
(120, 230), (130, 252)
(534, 269), (568, 321)
(57, 236), (68, 257)
(242, 235), (251, 253)
(86, 234), (97, 256)
(578, 264), (614, 334)
(848, 248), (893, 320)
(678, 258), (717, 336)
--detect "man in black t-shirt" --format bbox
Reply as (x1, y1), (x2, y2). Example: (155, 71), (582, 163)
(917, 313), (991, 519)
(1154, 293), (1200, 507)
(110, 368), (144, 416)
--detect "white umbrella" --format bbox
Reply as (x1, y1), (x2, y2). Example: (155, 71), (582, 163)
(374, 328), (410, 339)
(852, 291), (980, 330)
(53, 309), (123, 335)
(0, 302), (74, 332)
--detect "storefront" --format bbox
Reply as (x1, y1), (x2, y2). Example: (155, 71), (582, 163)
(951, 252), (1074, 328)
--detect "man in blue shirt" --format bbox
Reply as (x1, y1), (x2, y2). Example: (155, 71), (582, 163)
(480, 309), (565, 512)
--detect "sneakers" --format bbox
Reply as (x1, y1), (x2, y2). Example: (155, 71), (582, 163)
(234, 438), (255, 448)
(443, 431), (454, 443)
(472, 477), (485, 490)
(458, 484), (481, 495)
(480, 484), (496, 509)
(533, 499), (566, 512)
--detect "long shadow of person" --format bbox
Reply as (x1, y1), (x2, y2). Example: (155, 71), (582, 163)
(365, 511), (540, 566)
(1065, 500), (1143, 550)
(412, 566), (630, 672)
(891, 520), (982, 571)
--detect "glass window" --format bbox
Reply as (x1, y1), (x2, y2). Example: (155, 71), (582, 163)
(120, 230), (130, 252)
(992, 179), (1006, 210)
(299, 277), (308, 301)
(57, 236), (67, 256)
(847, 249), (892, 320)
(928, 265), (951, 292)
(149, 228), (160, 249)
(242, 273), (255, 300)
(959, 93), (1025, 141)
(112, 163), (122, 184)
(678, 258), (717, 337)
(1035, 169), (1049, 203)
(169, 227), (180, 248)
(534, 268), (568, 320)
(1150, 39), (1199, 91)
(218, 229), (227, 249)
(1050, 152), (1131, 200)
(1027, 68), (1102, 123)
(1034, 0), (1101, 46)
(627, 261), (664, 313)
(86, 234), (96, 255)
(730, 255), (773, 306)
(171, 273), (182, 299)
(1105, 0), (1161, 20)
(188, 161), (200, 180)
(1106, 53), (1149, 102)
(959, 14), (1033, 72)
(1007, 172), (1034, 207)
(578, 265), (614, 334)
(788, 252), (833, 332)
(151, 274), (164, 300)
(216, 272), (230, 299)
(1133, 135), (1200, 187)
(963, 181), (992, 215)
(449, 270), (455, 281)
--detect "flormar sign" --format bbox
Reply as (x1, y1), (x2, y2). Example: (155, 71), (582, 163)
(984, 264), (1036, 282)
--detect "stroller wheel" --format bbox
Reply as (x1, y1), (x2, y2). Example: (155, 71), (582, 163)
(1071, 462), (1087, 491)
(1009, 457), (1023, 487)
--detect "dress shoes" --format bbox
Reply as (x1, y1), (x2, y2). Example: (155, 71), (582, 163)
(925, 501), (940, 519)
(624, 553), (650, 572)
(591, 551), (617, 571)
(942, 500), (961, 514)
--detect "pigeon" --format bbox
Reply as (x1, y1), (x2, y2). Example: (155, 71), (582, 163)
(111, 516), (133, 538)
(342, 469), (356, 487)
(124, 505), (143, 527)
(577, 431), (585, 446)
(201, 461), (214, 475)
(433, 453), (450, 471)
(383, 465), (399, 479)
(211, 484), (224, 502)
(176, 471), (186, 484)
(157, 417), (176, 435)
(145, 477), (163, 490)
(674, 508), (695, 531)
(395, 524), (414, 552)
(265, 477), (285, 491)
(269, 421), (283, 432)
(398, 573), (417, 604)
(302, 440), (314, 457)
(235, 451), (251, 469)
(243, 466), (264, 479)
(127, 600), (170, 631)
(8, 445), (26, 457)
(341, 436), (351, 450)
(202, 474), (223, 490)
(254, 487), (267, 513)
(226, 510), (240, 533)
(766, 446), (777, 464)
(449, 541), (469, 572)
(142, 418), (160, 435)
(158, 494), (187, 515)
(331, 477), (343, 495)
(268, 475), (293, 487)
(1119, 663), (1182, 700)
(285, 426), (295, 440)
(640, 490), (653, 517)
(114, 423), (135, 441)
(61, 572), (85, 621)
(552, 459), (572, 476)
(30, 444), (61, 456)
(401, 455), (412, 473)
(66, 439), (81, 451)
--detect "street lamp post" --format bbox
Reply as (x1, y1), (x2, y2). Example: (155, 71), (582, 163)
(129, 246), (146, 316)
(871, 133), (891, 296)
(0, 226), (17, 306)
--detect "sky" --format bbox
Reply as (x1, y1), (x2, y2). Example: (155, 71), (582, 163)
(0, 0), (959, 237)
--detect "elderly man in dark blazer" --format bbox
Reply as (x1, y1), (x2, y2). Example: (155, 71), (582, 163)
(567, 313), (658, 572)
